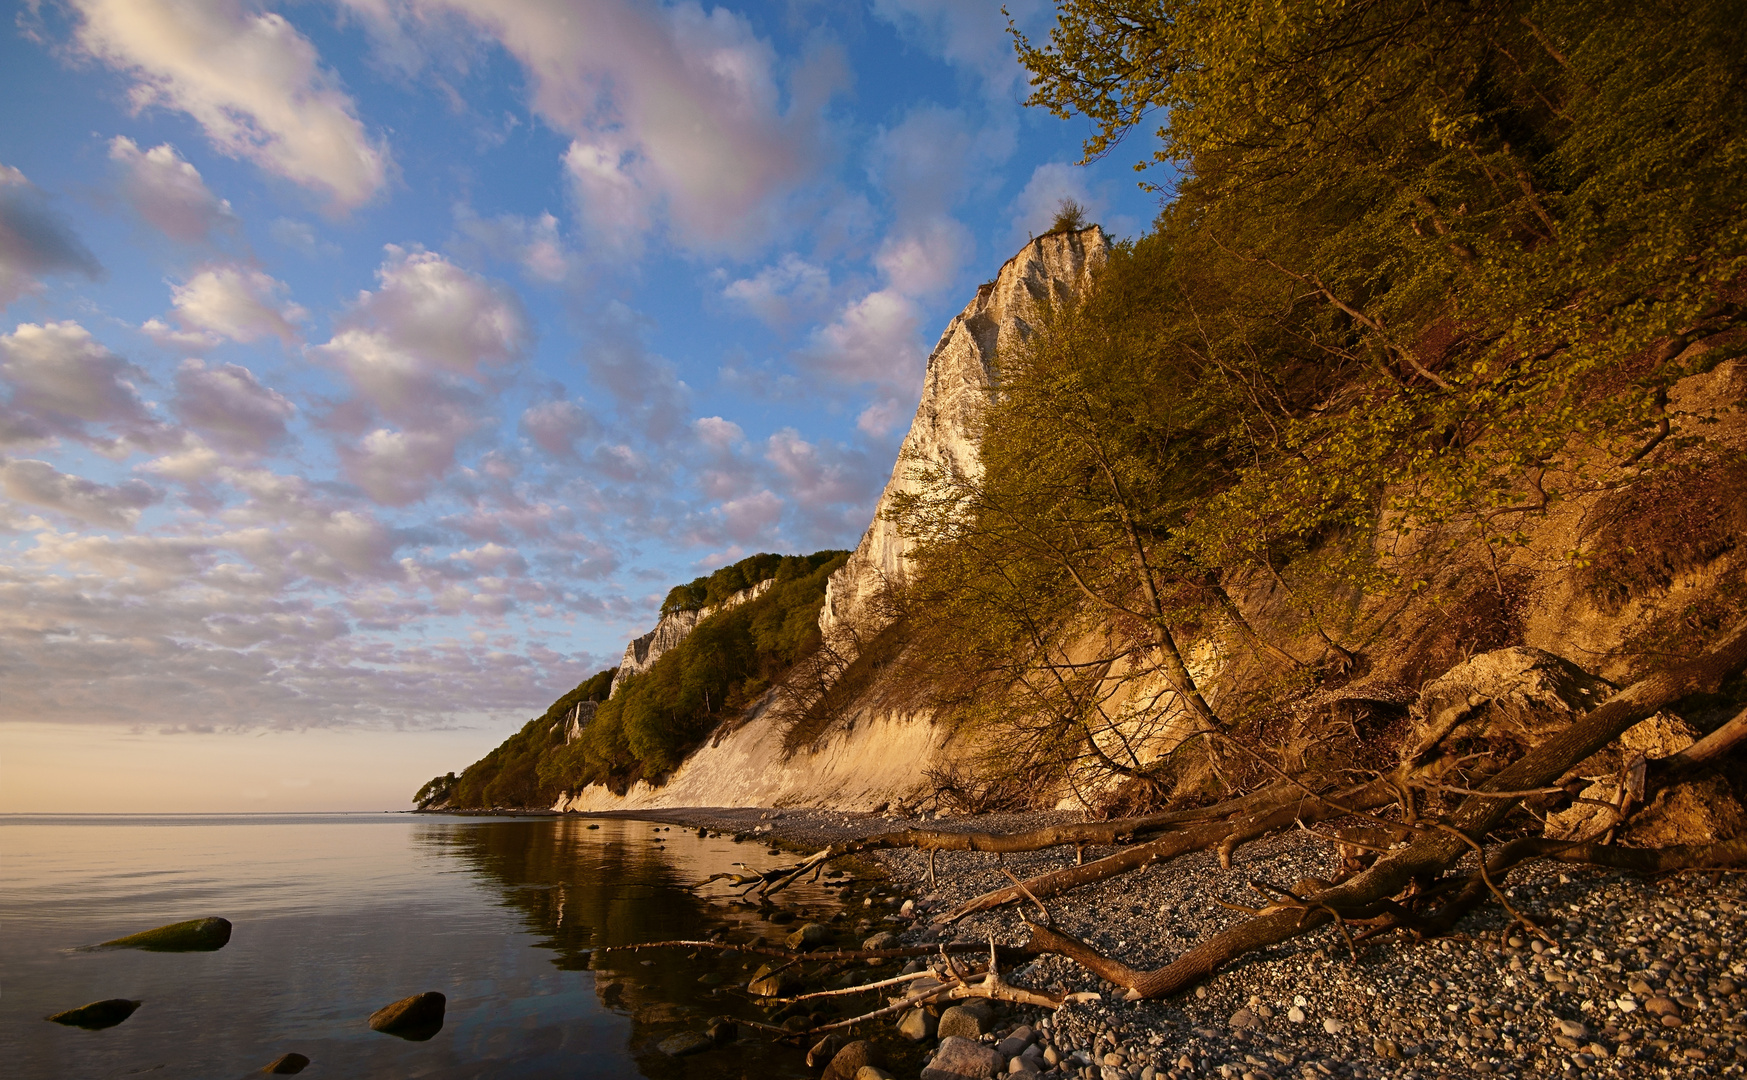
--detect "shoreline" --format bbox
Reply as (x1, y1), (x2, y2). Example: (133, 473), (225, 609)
(418, 804), (1745, 1077)
(650, 805), (1743, 1079)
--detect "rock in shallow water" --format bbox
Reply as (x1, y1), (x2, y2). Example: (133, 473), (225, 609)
(658, 1030), (714, 1056)
(368, 991), (445, 1040)
(100, 917), (231, 952)
(825, 1039), (877, 1080)
(262, 1052), (310, 1074)
(45, 999), (141, 1030)
(787, 922), (832, 950)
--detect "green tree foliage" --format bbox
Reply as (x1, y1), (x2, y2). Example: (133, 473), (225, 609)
(431, 666), (617, 809)
(544, 550), (849, 793)
(1049, 198), (1088, 233)
(897, 0), (1747, 795)
(660, 552), (789, 614)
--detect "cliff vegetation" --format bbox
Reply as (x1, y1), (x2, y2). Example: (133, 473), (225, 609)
(426, 550), (846, 807)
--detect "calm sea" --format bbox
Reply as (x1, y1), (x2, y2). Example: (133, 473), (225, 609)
(1, 813), (842, 1079)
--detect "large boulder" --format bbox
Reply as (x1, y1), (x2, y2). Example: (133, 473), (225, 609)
(45, 999), (140, 1030)
(100, 917), (231, 952)
(922, 1035), (1003, 1079)
(368, 992), (445, 1040)
(1407, 647), (1612, 762)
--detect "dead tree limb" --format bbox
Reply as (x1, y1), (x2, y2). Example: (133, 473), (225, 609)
(943, 781), (1396, 921)
(1103, 616), (1747, 998)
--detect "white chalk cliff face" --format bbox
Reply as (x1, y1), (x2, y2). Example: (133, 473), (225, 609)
(554, 227), (1110, 810)
(819, 227), (1110, 648)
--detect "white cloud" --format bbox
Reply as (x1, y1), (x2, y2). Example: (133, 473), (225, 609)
(108, 137), (237, 243)
(0, 457), (159, 528)
(519, 398), (594, 460)
(455, 209), (569, 282)
(801, 288), (924, 392)
(693, 415), (744, 450)
(716, 488), (783, 543)
(875, 217), (971, 298)
(410, 0), (819, 253)
(168, 265), (305, 345)
(316, 247), (529, 504)
(723, 254), (830, 326)
(69, 0), (390, 211)
(0, 321), (155, 450)
(0, 164), (102, 307)
(172, 358), (296, 454)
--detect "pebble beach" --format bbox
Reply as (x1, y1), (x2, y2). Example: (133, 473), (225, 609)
(627, 807), (1747, 1079)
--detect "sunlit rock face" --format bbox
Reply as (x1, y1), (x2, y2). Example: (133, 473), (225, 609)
(608, 578), (775, 698)
(551, 229), (1110, 811)
(818, 226), (1110, 651)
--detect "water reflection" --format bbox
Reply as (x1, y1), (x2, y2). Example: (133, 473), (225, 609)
(429, 816), (846, 1079)
(1, 814), (849, 1080)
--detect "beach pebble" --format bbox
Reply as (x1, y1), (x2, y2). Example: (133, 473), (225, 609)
(897, 1008), (937, 1041)
(786, 922), (831, 950)
(939, 1004), (989, 1039)
(1229, 1009), (1260, 1030)
(922, 1035), (1003, 1080)
(1287, 1006), (1306, 1023)
(1322, 1018), (1345, 1035)
(824, 1038), (875, 1079)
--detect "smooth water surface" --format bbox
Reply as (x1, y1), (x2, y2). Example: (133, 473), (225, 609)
(1, 814), (841, 1079)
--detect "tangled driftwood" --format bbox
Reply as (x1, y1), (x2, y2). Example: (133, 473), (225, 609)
(745, 616), (1747, 1004)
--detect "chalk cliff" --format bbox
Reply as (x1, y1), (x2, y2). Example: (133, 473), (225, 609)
(552, 227), (1111, 810)
(819, 227), (1110, 649)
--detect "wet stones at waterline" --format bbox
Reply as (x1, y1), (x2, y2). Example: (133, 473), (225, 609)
(367, 991), (445, 1041)
(97, 916), (232, 952)
(45, 998), (142, 1030)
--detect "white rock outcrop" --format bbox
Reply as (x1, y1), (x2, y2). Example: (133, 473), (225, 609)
(554, 228), (1110, 810)
(608, 578), (774, 697)
(819, 227), (1110, 649)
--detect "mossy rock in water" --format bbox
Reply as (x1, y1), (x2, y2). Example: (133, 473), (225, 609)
(46, 999), (141, 1030)
(100, 917), (231, 952)
(368, 991), (445, 1041)
(262, 1052), (310, 1074)
(658, 1030), (714, 1056)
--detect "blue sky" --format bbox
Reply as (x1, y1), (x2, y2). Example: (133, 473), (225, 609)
(0, 0), (1160, 811)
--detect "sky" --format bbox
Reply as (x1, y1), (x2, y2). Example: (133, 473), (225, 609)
(0, 0), (1160, 812)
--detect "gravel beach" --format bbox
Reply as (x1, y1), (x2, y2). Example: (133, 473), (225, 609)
(620, 806), (1747, 1079)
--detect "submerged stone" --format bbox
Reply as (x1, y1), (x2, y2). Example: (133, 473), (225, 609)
(262, 1052), (310, 1074)
(658, 1030), (714, 1056)
(46, 999), (141, 1030)
(100, 917), (232, 952)
(368, 991), (446, 1040)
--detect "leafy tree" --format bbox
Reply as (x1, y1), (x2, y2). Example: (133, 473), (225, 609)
(1048, 198), (1088, 233)
(894, 0), (1747, 800)
(541, 550), (849, 793)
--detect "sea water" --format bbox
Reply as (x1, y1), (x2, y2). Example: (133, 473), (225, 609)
(1, 813), (838, 1079)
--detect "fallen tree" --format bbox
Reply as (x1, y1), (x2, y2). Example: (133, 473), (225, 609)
(750, 615), (1747, 1003)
